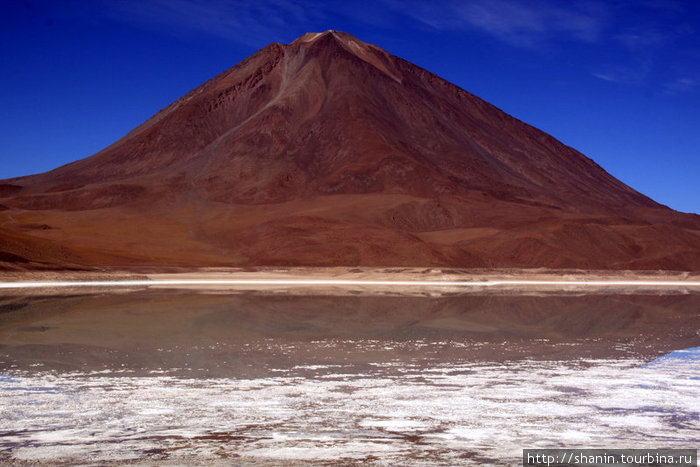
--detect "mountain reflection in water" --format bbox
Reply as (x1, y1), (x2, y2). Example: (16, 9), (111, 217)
(0, 291), (698, 465)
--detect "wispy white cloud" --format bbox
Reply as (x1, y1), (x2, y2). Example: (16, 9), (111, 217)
(593, 66), (699, 96)
(614, 30), (668, 49)
(459, 0), (605, 46)
(385, 0), (608, 48)
(99, 0), (324, 47)
(663, 77), (698, 95)
(580, 2), (698, 92)
(88, 0), (611, 50)
(590, 66), (649, 85)
(591, 72), (617, 82)
(56, 0), (699, 97)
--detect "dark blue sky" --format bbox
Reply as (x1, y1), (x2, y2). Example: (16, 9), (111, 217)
(2, 0), (699, 213)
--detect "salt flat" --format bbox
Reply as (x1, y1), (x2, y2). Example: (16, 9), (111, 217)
(2, 344), (697, 466)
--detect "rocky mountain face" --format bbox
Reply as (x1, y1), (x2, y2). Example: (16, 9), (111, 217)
(1, 30), (698, 270)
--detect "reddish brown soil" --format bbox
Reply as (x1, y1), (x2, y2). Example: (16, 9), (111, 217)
(1, 31), (698, 270)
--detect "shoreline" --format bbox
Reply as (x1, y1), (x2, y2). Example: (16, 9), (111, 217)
(0, 267), (698, 293)
(3, 279), (700, 289)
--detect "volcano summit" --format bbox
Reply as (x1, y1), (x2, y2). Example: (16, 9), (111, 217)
(1, 31), (698, 270)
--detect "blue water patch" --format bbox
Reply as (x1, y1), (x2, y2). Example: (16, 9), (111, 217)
(0, 373), (61, 393)
(644, 346), (700, 376)
(0, 373), (19, 384)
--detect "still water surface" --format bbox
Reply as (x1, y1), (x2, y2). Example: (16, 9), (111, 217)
(0, 291), (698, 465)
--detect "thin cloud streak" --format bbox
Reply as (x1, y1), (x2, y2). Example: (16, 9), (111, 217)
(663, 77), (698, 95)
(383, 0), (608, 48)
(88, 0), (609, 50)
(66, 0), (699, 96)
(101, 0), (323, 47)
(591, 72), (617, 83)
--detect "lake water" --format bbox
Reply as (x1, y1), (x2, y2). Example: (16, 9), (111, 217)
(0, 290), (698, 465)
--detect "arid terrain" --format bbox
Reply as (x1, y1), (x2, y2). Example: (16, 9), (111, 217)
(1, 31), (698, 271)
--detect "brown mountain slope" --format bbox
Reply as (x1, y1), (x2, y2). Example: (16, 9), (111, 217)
(1, 30), (698, 270)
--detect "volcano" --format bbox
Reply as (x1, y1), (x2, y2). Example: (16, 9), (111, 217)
(1, 30), (698, 270)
